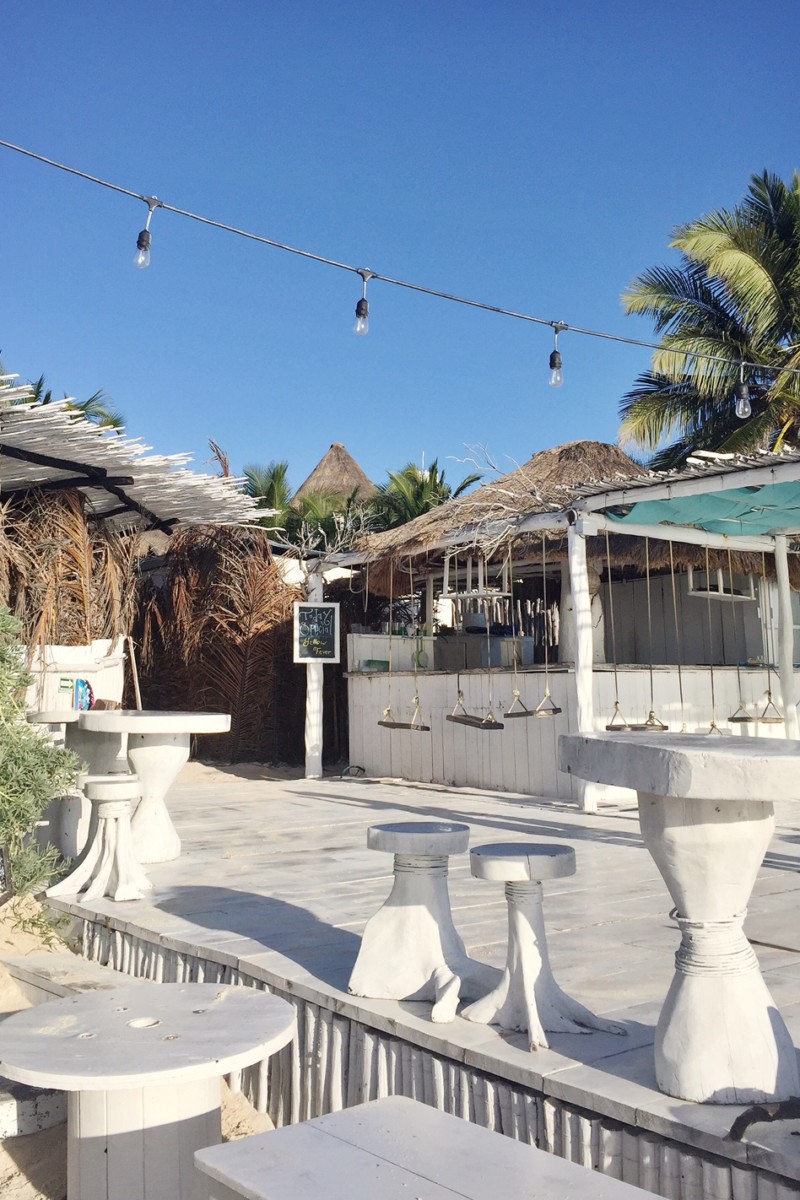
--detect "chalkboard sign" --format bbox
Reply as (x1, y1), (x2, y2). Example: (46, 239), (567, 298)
(0, 845), (11, 907)
(293, 602), (340, 664)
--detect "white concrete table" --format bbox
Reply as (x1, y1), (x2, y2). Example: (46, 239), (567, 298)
(46, 775), (152, 903)
(461, 843), (626, 1050)
(79, 710), (231, 863)
(348, 821), (498, 1022)
(0, 982), (296, 1200)
(559, 731), (800, 1104)
(27, 710), (130, 857)
(195, 1094), (647, 1200)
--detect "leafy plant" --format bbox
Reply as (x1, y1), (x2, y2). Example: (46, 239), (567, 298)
(0, 607), (78, 894)
(621, 170), (800, 465)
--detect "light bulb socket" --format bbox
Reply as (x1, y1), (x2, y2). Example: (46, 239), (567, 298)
(734, 381), (750, 405)
(549, 349), (562, 371)
(355, 298), (369, 320)
(137, 229), (152, 252)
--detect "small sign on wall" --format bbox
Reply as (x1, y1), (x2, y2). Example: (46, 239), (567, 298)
(293, 602), (340, 663)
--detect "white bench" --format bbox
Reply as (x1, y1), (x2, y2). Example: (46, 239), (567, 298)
(195, 1095), (652, 1200)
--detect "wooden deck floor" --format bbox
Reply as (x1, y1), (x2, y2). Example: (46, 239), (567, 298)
(48, 761), (800, 1197)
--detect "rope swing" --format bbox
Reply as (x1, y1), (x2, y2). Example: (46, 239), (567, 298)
(377, 559), (430, 732)
(629, 537), (668, 732)
(603, 528), (629, 731)
(504, 543), (536, 719)
(531, 535), (562, 719)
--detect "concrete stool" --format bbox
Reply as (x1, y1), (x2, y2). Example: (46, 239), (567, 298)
(47, 776), (152, 903)
(348, 821), (498, 1023)
(461, 843), (627, 1050)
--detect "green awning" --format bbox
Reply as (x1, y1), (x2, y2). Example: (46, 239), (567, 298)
(604, 480), (800, 537)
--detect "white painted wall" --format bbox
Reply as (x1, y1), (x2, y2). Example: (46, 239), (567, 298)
(348, 652), (797, 803)
(601, 573), (763, 666)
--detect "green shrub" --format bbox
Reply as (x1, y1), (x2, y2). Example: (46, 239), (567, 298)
(0, 607), (79, 894)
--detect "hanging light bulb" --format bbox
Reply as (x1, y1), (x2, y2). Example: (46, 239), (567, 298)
(354, 297), (369, 335)
(133, 229), (151, 270)
(548, 323), (565, 387)
(133, 197), (161, 270)
(734, 363), (751, 419)
(354, 269), (373, 335)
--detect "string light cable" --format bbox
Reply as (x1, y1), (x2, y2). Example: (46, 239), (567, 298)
(3, 138), (800, 391)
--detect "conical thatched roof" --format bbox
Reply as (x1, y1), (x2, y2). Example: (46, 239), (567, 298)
(361, 440), (646, 561)
(293, 443), (376, 504)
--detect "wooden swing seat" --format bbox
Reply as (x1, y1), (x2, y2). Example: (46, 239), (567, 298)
(446, 711), (504, 731)
(446, 713), (505, 731)
(628, 711), (669, 732)
(503, 691), (535, 719)
(378, 719), (431, 732)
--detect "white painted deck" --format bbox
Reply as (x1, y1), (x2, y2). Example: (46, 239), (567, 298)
(48, 762), (800, 1198)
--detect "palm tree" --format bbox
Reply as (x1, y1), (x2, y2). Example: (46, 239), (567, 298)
(243, 460), (293, 514)
(620, 171), (800, 467)
(25, 374), (124, 429)
(374, 459), (481, 528)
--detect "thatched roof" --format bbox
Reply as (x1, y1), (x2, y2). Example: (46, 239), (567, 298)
(361, 440), (646, 561)
(356, 440), (800, 593)
(293, 443), (376, 504)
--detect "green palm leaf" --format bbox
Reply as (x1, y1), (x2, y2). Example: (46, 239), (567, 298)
(620, 170), (800, 465)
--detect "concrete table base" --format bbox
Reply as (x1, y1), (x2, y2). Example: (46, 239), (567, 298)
(79, 712), (231, 865)
(461, 844), (626, 1050)
(559, 732), (800, 1104)
(47, 777), (151, 903)
(640, 791), (799, 1104)
(127, 733), (192, 864)
(348, 822), (498, 1022)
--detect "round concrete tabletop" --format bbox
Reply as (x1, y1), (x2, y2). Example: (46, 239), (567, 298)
(559, 731), (800, 802)
(470, 842), (576, 882)
(367, 821), (470, 855)
(27, 710), (80, 724)
(79, 710), (231, 735)
(0, 983), (295, 1091)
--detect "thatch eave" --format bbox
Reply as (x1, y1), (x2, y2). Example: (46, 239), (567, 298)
(358, 441), (647, 579)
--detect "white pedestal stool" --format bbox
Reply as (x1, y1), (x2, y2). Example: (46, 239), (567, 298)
(461, 843), (627, 1050)
(47, 776), (152, 903)
(348, 821), (499, 1022)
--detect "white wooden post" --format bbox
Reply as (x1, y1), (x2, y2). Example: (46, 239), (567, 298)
(305, 570), (324, 779)
(773, 536), (799, 739)
(425, 575), (435, 631)
(567, 524), (601, 813)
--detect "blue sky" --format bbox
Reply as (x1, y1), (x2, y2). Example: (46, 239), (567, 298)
(2, 1), (799, 493)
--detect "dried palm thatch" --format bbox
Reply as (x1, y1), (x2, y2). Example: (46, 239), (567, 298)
(360, 441), (647, 594)
(138, 526), (303, 762)
(357, 441), (800, 595)
(293, 443), (377, 504)
(0, 489), (139, 654)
